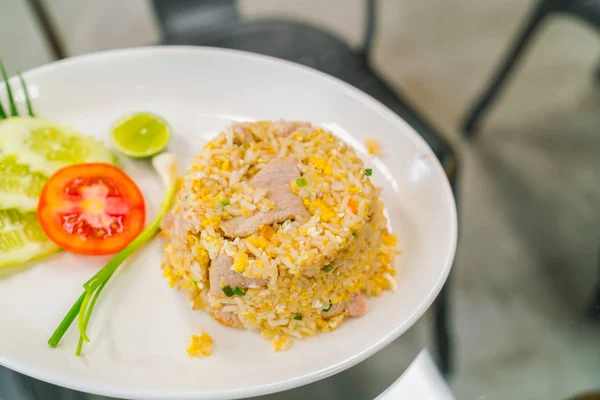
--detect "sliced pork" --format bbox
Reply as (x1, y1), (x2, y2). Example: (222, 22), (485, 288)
(221, 158), (308, 237)
(320, 301), (345, 319)
(208, 254), (268, 295)
(321, 292), (367, 319)
(213, 309), (243, 328)
(346, 292), (367, 317)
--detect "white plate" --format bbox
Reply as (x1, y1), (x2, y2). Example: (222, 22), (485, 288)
(0, 47), (457, 400)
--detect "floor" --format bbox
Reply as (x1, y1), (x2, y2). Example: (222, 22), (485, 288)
(2, 0), (600, 399)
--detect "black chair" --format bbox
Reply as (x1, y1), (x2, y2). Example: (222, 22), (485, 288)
(461, 0), (600, 137)
(590, 245), (600, 319)
(151, 0), (460, 376)
(461, 0), (600, 320)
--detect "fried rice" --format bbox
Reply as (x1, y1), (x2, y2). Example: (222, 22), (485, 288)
(161, 120), (398, 351)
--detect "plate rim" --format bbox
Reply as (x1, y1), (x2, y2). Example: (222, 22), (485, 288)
(0, 45), (458, 400)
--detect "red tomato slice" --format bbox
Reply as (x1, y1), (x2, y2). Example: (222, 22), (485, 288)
(38, 163), (146, 255)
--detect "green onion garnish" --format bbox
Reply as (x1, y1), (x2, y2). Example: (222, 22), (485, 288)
(233, 286), (246, 296)
(48, 154), (179, 355)
(322, 265), (333, 273)
(0, 59), (17, 117)
(18, 72), (34, 117)
(296, 178), (308, 187)
(293, 315), (303, 321)
(76, 278), (109, 356)
(322, 300), (332, 312)
(220, 198), (230, 206)
(365, 168), (372, 176)
(352, 232), (358, 239)
(48, 292), (86, 348)
(192, 280), (199, 288)
(222, 285), (235, 297)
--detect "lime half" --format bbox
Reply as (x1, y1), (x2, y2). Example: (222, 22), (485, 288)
(110, 112), (171, 158)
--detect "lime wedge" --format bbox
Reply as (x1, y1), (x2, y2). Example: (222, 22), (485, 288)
(110, 112), (171, 158)
(0, 209), (59, 268)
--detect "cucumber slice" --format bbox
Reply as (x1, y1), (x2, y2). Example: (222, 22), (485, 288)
(0, 117), (114, 175)
(0, 209), (59, 268)
(0, 155), (47, 211)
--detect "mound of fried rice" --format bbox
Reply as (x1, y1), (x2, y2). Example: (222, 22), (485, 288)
(161, 120), (398, 351)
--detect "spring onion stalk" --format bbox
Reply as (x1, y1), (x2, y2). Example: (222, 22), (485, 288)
(18, 73), (34, 117)
(0, 59), (18, 117)
(83, 153), (178, 293)
(47, 153), (178, 352)
(77, 292), (93, 343)
(47, 292), (87, 348)
(75, 278), (109, 356)
(0, 61), (35, 120)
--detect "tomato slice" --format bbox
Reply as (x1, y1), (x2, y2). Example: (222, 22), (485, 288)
(38, 163), (146, 255)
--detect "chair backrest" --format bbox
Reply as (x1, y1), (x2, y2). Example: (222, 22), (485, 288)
(151, 0), (378, 60)
(361, 0), (377, 60)
(151, 0), (239, 42)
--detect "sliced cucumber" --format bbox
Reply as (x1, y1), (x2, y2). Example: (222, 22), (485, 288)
(0, 209), (59, 268)
(0, 155), (47, 211)
(0, 117), (117, 267)
(0, 117), (114, 175)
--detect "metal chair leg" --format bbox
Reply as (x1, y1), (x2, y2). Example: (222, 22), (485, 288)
(588, 286), (600, 319)
(434, 278), (452, 376)
(461, 0), (551, 138)
(433, 153), (458, 377)
(594, 59), (600, 85)
(588, 243), (600, 320)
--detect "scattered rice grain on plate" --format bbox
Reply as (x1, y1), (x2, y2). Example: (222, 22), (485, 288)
(272, 334), (293, 351)
(365, 138), (382, 156)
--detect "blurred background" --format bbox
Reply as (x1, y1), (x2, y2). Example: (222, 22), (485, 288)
(2, 0), (600, 399)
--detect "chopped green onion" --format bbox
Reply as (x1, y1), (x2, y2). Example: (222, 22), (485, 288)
(293, 315), (303, 321)
(365, 168), (372, 176)
(296, 178), (308, 187)
(192, 280), (199, 288)
(220, 198), (230, 206)
(322, 264), (333, 273)
(322, 300), (332, 312)
(222, 285), (235, 297)
(352, 232), (358, 239)
(233, 286), (246, 296)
